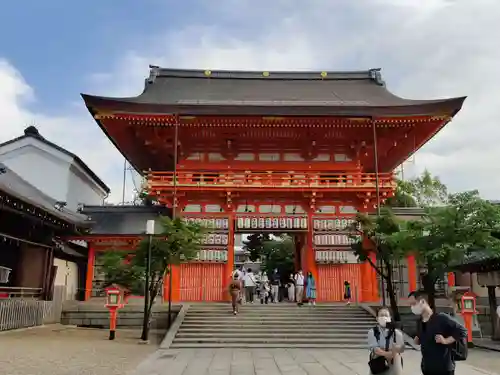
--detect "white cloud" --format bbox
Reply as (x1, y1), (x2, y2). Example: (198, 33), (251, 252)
(0, 59), (134, 203)
(2, 0), (500, 204)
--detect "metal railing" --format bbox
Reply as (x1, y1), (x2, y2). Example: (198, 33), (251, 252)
(0, 286), (64, 331)
(146, 170), (395, 191)
(0, 287), (42, 298)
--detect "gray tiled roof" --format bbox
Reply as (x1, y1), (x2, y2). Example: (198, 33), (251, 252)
(82, 67), (466, 117)
(81, 205), (171, 235)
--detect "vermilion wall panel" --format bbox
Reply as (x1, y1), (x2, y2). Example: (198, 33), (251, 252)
(317, 264), (362, 302)
(179, 263), (225, 301)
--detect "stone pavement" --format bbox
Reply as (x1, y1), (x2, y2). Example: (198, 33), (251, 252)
(0, 325), (158, 375)
(132, 348), (500, 375)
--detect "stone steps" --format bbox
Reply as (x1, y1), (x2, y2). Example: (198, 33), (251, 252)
(169, 303), (375, 348)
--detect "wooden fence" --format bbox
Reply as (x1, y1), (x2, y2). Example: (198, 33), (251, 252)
(0, 286), (64, 331)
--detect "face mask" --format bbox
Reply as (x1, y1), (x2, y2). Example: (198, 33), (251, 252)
(377, 317), (390, 327)
(411, 303), (424, 315)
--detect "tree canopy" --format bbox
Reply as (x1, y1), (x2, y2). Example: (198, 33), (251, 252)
(401, 190), (500, 307)
(100, 216), (205, 337)
(386, 169), (448, 207)
(350, 207), (407, 321)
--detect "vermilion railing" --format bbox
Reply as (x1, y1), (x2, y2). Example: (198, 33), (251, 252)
(146, 171), (395, 191)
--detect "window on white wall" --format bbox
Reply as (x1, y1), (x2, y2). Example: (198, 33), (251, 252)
(184, 204), (202, 212)
(283, 153), (304, 161)
(316, 205), (336, 213)
(259, 205), (282, 213)
(185, 153), (202, 160)
(313, 154), (330, 161)
(258, 153), (280, 161)
(285, 205), (305, 214)
(208, 153), (226, 161)
(234, 153), (255, 161)
(205, 204), (223, 212)
(334, 153), (352, 162)
(237, 204), (256, 212)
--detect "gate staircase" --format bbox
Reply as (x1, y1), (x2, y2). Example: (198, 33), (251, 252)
(170, 303), (376, 348)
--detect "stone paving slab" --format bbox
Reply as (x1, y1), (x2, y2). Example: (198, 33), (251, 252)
(0, 325), (158, 375)
(132, 348), (500, 375)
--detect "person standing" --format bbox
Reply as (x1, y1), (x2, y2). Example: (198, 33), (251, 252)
(344, 280), (352, 305)
(233, 266), (245, 304)
(228, 274), (242, 315)
(367, 307), (404, 375)
(306, 272), (317, 306)
(409, 291), (468, 375)
(243, 268), (257, 303)
(287, 273), (296, 302)
(260, 279), (270, 304)
(270, 268), (280, 303)
(295, 269), (305, 306)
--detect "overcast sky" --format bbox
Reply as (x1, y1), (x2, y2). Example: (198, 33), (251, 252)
(1, 0), (499, 202)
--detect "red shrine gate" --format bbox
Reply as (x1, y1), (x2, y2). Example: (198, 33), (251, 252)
(81, 67), (465, 303)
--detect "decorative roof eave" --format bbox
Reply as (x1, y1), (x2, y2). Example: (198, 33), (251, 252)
(83, 94), (466, 119)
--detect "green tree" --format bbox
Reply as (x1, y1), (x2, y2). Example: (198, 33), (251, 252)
(350, 207), (408, 322)
(100, 216), (205, 338)
(261, 235), (295, 280)
(402, 190), (500, 308)
(243, 233), (272, 262)
(386, 169), (448, 207)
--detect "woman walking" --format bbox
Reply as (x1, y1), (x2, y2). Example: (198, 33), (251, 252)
(229, 274), (242, 315)
(306, 272), (316, 306)
(367, 307), (404, 375)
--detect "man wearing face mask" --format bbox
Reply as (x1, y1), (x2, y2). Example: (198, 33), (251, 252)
(408, 291), (468, 375)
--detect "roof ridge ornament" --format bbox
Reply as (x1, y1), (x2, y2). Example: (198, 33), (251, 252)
(147, 65), (160, 84)
(369, 68), (385, 86)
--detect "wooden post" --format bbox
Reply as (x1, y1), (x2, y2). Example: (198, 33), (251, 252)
(487, 286), (500, 341)
(408, 255), (417, 293)
(109, 308), (117, 340)
(85, 244), (95, 301)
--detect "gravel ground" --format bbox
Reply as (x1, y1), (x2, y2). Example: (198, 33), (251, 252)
(0, 325), (160, 375)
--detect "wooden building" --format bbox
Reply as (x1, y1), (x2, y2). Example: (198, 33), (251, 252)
(81, 67), (465, 302)
(0, 164), (90, 300)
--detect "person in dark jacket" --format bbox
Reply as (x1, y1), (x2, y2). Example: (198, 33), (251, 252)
(409, 291), (468, 375)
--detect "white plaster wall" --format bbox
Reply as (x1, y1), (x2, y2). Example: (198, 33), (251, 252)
(53, 258), (79, 300)
(67, 163), (106, 210)
(0, 137), (107, 210)
(0, 143), (69, 201)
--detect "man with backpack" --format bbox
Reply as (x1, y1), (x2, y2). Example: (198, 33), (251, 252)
(408, 291), (468, 375)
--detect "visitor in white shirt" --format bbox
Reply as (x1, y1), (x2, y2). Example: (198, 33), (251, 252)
(243, 268), (257, 303)
(294, 270), (305, 306)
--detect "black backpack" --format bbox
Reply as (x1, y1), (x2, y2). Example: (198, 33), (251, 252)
(416, 313), (468, 362)
(368, 327), (397, 374)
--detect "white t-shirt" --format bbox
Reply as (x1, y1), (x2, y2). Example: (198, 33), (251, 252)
(244, 272), (257, 287)
(295, 274), (304, 286)
(496, 305), (500, 318)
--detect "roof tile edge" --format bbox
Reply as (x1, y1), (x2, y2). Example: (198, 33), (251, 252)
(146, 65), (384, 82)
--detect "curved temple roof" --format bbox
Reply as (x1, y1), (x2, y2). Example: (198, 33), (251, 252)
(82, 67), (466, 117)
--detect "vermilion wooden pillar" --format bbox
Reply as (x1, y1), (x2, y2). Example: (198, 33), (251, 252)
(305, 211), (317, 280)
(407, 254), (417, 293)
(224, 213), (235, 301)
(447, 272), (456, 288)
(164, 265), (180, 302)
(85, 244), (95, 301)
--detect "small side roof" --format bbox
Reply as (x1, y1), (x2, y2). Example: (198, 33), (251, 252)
(0, 163), (89, 225)
(82, 67), (466, 117)
(0, 126), (110, 194)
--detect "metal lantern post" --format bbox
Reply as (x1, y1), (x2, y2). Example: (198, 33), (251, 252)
(372, 120), (386, 306)
(141, 219), (155, 342)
